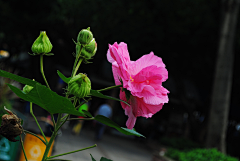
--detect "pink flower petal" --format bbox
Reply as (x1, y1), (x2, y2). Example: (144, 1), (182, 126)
(129, 52), (166, 76)
(107, 42), (169, 129)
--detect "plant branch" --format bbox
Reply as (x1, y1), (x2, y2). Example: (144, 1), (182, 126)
(20, 135), (28, 161)
(47, 144), (97, 159)
(97, 84), (122, 92)
(67, 118), (94, 121)
(24, 130), (46, 145)
(30, 102), (48, 144)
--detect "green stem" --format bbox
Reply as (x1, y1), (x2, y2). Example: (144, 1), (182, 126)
(42, 113), (62, 161)
(30, 102), (48, 144)
(60, 114), (69, 122)
(97, 84), (122, 92)
(57, 113), (70, 132)
(42, 131), (57, 161)
(24, 130), (46, 145)
(72, 58), (83, 77)
(20, 135), (28, 161)
(71, 45), (83, 77)
(50, 114), (56, 129)
(76, 98), (92, 110)
(47, 144), (97, 159)
(67, 118), (94, 121)
(40, 54), (51, 89)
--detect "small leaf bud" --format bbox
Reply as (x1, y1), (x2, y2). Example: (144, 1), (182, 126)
(31, 31), (53, 55)
(23, 85), (34, 94)
(68, 73), (91, 98)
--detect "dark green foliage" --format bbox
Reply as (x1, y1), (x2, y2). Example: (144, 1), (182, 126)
(90, 154), (113, 161)
(94, 115), (144, 137)
(166, 148), (238, 161)
(90, 90), (129, 106)
(160, 137), (202, 150)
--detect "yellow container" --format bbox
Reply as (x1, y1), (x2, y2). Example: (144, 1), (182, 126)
(19, 133), (54, 161)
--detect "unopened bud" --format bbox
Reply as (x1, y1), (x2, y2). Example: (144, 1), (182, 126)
(80, 39), (97, 60)
(31, 31), (53, 55)
(77, 28), (93, 45)
(68, 73), (91, 98)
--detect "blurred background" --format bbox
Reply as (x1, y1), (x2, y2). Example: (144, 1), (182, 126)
(1, 0), (240, 160)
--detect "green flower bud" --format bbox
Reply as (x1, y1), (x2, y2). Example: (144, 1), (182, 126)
(31, 31), (53, 55)
(77, 28), (93, 45)
(77, 39), (97, 60)
(68, 73), (91, 98)
(23, 85), (34, 94)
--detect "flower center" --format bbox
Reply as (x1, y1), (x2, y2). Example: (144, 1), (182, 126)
(130, 76), (134, 82)
(146, 80), (149, 84)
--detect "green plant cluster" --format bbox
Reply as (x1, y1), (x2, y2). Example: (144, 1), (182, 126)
(160, 137), (202, 150)
(166, 148), (238, 161)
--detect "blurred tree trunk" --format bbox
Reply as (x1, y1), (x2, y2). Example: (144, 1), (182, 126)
(206, 0), (239, 153)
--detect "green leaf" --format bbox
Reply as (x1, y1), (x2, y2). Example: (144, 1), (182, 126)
(90, 154), (96, 161)
(57, 70), (71, 83)
(94, 115), (145, 137)
(82, 110), (93, 118)
(7, 84), (85, 116)
(90, 154), (113, 161)
(0, 69), (37, 86)
(90, 90), (129, 106)
(100, 157), (113, 161)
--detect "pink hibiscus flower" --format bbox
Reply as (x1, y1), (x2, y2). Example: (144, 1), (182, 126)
(107, 42), (169, 129)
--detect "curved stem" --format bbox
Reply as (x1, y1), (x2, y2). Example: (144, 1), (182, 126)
(40, 54), (51, 89)
(71, 46), (83, 77)
(72, 58), (83, 77)
(97, 84), (122, 92)
(30, 102), (48, 144)
(20, 135), (28, 161)
(24, 130), (46, 145)
(47, 144), (97, 159)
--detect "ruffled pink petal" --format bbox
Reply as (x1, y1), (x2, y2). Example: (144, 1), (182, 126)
(112, 65), (121, 86)
(129, 52), (166, 76)
(143, 95), (163, 105)
(107, 49), (116, 64)
(155, 86), (170, 103)
(125, 105), (136, 129)
(133, 97), (164, 118)
(120, 91), (136, 129)
(129, 84), (156, 98)
(119, 90), (129, 110)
